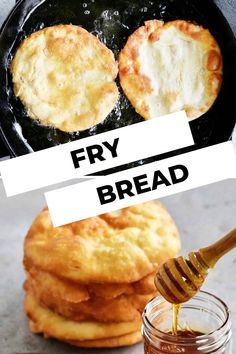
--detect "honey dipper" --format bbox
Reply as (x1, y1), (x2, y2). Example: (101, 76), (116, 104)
(155, 228), (236, 304)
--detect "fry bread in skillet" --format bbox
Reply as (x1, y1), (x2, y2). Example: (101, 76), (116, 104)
(119, 20), (223, 120)
(23, 202), (180, 284)
(25, 291), (142, 341)
(11, 25), (118, 132)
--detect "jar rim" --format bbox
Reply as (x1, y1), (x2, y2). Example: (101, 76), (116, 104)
(142, 290), (231, 344)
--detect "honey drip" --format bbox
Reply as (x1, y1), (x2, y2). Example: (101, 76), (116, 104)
(172, 304), (181, 335)
(171, 304), (204, 337)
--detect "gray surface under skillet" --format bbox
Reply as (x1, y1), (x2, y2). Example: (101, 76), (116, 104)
(0, 0), (236, 353)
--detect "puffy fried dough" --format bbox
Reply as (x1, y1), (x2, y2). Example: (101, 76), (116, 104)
(119, 20), (222, 120)
(24, 201), (180, 284)
(25, 268), (90, 303)
(133, 271), (156, 294)
(88, 282), (134, 299)
(26, 274), (155, 322)
(25, 291), (142, 341)
(11, 25), (118, 132)
(67, 331), (142, 348)
(25, 268), (135, 304)
(25, 268), (156, 303)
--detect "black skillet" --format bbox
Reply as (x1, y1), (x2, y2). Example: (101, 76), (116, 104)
(0, 0), (236, 159)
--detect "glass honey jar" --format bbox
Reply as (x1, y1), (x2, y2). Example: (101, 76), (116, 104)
(142, 291), (232, 354)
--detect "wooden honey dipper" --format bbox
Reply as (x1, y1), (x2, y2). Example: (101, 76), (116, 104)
(155, 228), (236, 304)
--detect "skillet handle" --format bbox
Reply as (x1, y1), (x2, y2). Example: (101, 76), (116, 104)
(0, 136), (10, 159)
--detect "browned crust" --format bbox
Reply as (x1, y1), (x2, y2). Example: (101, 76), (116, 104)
(24, 268), (156, 302)
(119, 19), (223, 120)
(67, 331), (142, 348)
(24, 291), (142, 342)
(23, 201), (180, 284)
(26, 274), (155, 323)
(11, 25), (118, 132)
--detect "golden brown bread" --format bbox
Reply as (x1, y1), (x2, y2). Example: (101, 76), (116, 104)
(23, 201), (180, 347)
(24, 201), (180, 284)
(26, 273), (156, 322)
(67, 331), (142, 348)
(25, 268), (156, 302)
(119, 20), (223, 120)
(25, 291), (142, 341)
(11, 25), (118, 132)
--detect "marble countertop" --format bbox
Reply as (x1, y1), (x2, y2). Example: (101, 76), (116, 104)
(0, 1), (236, 353)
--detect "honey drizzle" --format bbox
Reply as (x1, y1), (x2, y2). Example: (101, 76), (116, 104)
(172, 304), (181, 335)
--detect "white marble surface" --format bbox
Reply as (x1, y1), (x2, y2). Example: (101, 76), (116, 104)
(0, 1), (236, 354)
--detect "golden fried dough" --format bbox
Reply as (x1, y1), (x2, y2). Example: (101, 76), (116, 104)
(27, 273), (155, 322)
(25, 268), (90, 303)
(25, 268), (135, 303)
(23, 201), (180, 348)
(68, 331), (142, 347)
(119, 20), (222, 120)
(24, 202), (180, 284)
(133, 272), (156, 294)
(88, 282), (134, 298)
(11, 25), (118, 132)
(25, 291), (142, 341)
(25, 268), (156, 303)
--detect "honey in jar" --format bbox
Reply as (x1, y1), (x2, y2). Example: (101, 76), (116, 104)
(142, 291), (232, 354)
(144, 330), (206, 354)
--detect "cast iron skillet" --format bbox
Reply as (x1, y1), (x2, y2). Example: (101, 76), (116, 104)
(0, 0), (236, 158)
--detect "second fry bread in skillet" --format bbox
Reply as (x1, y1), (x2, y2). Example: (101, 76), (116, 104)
(119, 20), (222, 120)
